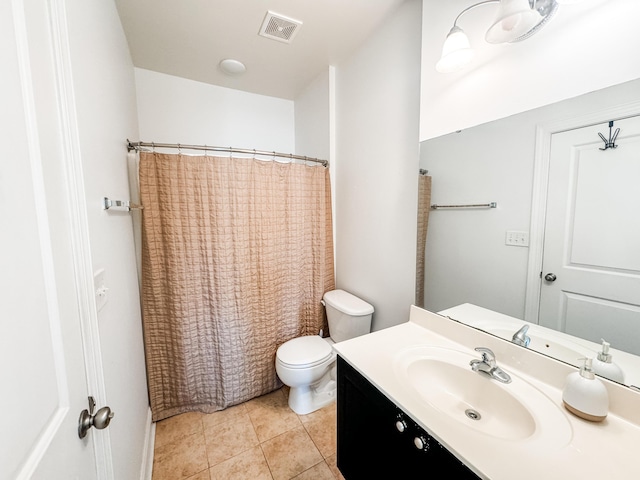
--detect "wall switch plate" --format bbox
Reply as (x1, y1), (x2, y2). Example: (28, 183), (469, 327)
(505, 230), (529, 247)
(94, 268), (108, 312)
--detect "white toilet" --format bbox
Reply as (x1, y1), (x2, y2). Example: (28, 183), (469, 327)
(275, 289), (374, 415)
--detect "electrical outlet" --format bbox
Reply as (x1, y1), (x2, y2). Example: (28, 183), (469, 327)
(505, 230), (529, 247)
(94, 269), (109, 312)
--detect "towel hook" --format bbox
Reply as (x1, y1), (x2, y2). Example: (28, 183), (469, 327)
(598, 120), (620, 151)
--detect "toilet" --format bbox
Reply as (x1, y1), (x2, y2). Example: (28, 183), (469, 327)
(275, 289), (374, 415)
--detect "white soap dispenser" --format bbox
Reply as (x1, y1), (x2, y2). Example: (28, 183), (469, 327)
(591, 339), (625, 383)
(562, 357), (608, 422)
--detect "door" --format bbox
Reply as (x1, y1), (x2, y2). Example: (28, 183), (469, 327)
(1, 1), (104, 478)
(538, 116), (640, 355)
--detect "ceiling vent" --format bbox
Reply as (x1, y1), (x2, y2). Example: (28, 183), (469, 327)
(258, 11), (302, 44)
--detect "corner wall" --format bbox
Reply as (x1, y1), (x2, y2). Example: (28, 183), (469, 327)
(335, 0), (422, 331)
(294, 67), (336, 260)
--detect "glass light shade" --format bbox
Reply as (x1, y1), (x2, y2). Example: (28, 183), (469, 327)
(436, 26), (474, 73)
(485, 0), (543, 44)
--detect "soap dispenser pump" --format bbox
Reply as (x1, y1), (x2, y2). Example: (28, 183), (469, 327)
(591, 339), (625, 383)
(562, 357), (608, 422)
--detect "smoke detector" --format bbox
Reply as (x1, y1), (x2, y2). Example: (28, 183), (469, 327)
(258, 11), (302, 44)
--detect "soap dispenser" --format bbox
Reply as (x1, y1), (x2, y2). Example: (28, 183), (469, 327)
(591, 339), (625, 383)
(562, 358), (608, 422)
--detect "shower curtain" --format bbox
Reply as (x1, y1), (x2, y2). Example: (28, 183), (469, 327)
(139, 151), (335, 421)
(415, 174), (432, 308)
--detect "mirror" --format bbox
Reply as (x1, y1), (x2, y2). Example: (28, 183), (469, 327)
(419, 78), (640, 389)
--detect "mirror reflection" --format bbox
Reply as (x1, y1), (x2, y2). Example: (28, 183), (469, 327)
(419, 78), (640, 388)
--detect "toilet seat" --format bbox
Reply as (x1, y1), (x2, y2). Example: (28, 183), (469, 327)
(277, 336), (333, 369)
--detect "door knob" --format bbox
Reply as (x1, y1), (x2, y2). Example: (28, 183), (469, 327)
(544, 273), (557, 282)
(78, 396), (114, 439)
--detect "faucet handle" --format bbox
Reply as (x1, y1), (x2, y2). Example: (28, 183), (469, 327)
(474, 347), (496, 367)
(512, 324), (531, 347)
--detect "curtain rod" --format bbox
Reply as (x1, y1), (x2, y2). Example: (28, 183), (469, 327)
(127, 140), (328, 167)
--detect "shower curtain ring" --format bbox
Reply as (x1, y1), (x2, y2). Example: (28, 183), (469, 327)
(178, 143), (181, 154)
(151, 142), (155, 152)
(204, 144), (208, 156)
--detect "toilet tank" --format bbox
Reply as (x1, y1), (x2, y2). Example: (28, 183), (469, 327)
(323, 289), (374, 343)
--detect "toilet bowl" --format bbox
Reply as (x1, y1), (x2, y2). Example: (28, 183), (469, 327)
(275, 289), (374, 415)
(276, 335), (337, 415)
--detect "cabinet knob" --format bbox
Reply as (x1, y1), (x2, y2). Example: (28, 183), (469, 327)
(395, 419), (407, 433)
(413, 435), (430, 452)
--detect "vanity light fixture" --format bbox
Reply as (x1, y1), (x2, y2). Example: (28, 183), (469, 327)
(436, 0), (561, 73)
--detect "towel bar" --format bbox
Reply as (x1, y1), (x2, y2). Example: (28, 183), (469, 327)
(103, 197), (143, 211)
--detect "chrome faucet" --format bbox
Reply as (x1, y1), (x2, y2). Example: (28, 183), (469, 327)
(512, 324), (531, 347)
(470, 347), (512, 384)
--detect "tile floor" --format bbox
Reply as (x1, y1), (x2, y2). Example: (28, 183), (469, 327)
(151, 387), (345, 480)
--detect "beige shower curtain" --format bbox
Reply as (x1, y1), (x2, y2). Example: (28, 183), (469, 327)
(415, 174), (432, 308)
(139, 152), (335, 421)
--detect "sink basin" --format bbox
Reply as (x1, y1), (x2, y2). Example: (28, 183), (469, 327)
(394, 346), (572, 449)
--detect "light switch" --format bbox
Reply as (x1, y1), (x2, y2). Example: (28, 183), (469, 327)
(505, 230), (529, 247)
(94, 268), (108, 312)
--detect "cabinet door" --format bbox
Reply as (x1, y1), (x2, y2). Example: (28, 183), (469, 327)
(337, 356), (479, 479)
(337, 356), (403, 478)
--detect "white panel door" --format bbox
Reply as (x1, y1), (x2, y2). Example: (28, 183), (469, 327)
(539, 116), (640, 355)
(0, 0), (102, 478)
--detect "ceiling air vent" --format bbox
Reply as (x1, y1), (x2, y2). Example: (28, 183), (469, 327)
(258, 11), (302, 44)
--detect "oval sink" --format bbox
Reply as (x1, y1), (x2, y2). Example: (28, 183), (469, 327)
(394, 346), (572, 449)
(406, 357), (535, 440)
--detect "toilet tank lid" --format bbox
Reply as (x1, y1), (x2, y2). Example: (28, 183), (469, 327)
(323, 289), (374, 316)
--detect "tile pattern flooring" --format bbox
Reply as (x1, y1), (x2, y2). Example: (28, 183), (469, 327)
(152, 387), (345, 480)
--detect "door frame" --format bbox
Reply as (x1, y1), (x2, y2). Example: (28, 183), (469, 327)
(16, 0), (113, 477)
(523, 98), (640, 324)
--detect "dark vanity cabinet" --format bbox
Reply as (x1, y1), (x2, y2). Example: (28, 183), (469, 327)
(337, 356), (480, 479)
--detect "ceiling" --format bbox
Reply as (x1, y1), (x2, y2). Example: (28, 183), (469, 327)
(114, 0), (407, 100)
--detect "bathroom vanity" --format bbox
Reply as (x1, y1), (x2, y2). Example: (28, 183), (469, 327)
(337, 356), (478, 478)
(333, 306), (640, 480)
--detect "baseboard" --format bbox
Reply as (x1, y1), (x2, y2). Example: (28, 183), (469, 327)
(139, 407), (155, 480)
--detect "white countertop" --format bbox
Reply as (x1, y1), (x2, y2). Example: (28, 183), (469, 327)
(333, 305), (640, 480)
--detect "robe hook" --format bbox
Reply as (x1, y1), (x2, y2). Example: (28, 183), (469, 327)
(598, 121), (620, 151)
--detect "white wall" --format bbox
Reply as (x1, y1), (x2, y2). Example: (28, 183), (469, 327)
(64, 0), (150, 478)
(420, 78), (640, 319)
(420, 0), (640, 140)
(295, 68), (331, 161)
(294, 67), (337, 257)
(335, 0), (422, 331)
(135, 68), (294, 152)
